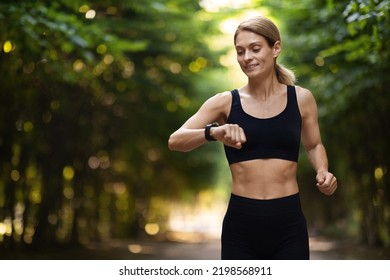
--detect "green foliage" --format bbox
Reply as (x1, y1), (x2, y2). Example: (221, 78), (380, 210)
(0, 0), (225, 248)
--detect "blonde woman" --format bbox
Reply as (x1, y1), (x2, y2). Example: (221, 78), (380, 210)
(168, 16), (337, 260)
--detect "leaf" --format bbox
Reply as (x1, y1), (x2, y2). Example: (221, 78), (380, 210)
(347, 12), (359, 23)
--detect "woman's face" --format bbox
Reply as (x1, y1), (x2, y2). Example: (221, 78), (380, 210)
(235, 30), (280, 78)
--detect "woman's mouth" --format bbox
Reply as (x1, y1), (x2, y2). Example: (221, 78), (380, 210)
(245, 64), (258, 70)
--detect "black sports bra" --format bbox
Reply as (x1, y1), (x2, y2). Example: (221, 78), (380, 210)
(224, 85), (302, 165)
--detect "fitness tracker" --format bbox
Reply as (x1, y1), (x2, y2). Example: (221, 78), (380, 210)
(205, 122), (219, 141)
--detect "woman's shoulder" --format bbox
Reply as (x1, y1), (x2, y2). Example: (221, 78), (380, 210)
(294, 85), (316, 104)
(294, 85), (317, 116)
(200, 91), (233, 123)
(211, 90), (234, 99)
(294, 85), (313, 98)
(204, 90), (233, 107)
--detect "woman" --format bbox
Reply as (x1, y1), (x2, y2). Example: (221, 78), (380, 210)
(168, 16), (337, 260)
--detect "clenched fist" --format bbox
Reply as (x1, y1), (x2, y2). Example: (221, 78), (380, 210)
(211, 124), (247, 150)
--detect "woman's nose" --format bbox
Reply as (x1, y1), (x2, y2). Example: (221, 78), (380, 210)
(244, 51), (252, 61)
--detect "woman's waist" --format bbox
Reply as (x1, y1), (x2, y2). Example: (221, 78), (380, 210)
(231, 180), (299, 200)
(226, 192), (303, 216)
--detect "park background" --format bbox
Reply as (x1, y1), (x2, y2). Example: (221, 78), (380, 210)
(0, 0), (389, 259)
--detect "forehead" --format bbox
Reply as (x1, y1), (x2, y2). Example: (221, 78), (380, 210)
(235, 30), (267, 48)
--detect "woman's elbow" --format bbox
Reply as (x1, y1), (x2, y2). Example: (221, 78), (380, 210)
(168, 134), (183, 152)
(168, 136), (178, 151)
(168, 134), (193, 152)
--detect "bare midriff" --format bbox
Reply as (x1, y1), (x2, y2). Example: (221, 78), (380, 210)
(229, 158), (299, 199)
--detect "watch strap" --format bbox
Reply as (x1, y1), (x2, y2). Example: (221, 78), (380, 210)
(205, 122), (219, 141)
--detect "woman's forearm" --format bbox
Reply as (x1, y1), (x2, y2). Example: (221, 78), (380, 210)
(168, 128), (207, 152)
(307, 143), (329, 173)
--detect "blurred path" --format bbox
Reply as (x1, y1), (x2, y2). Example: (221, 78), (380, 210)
(79, 236), (389, 260)
(5, 236), (389, 260)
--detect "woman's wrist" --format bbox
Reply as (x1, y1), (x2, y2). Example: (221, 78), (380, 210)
(204, 122), (219, 141)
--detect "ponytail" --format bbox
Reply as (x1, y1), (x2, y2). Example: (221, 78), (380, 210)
(275, 63), (296, 85)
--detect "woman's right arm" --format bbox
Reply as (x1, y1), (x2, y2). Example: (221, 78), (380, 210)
(168, 92), (228, 152)
(168, 92), (246, 152)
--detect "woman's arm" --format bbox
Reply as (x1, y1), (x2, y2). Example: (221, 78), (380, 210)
(297, 87), (337, 196)
(168, 92), (246, 152)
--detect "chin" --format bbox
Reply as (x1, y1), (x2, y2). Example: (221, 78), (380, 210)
(244, 71), (261, 78)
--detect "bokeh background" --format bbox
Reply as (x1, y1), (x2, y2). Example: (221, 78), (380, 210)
(0, 0), (389, 259)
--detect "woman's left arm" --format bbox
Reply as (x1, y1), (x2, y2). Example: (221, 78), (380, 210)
(297, 87), (337, 196)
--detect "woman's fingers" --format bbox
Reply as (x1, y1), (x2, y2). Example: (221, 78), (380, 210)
(222, 124), (246, 149)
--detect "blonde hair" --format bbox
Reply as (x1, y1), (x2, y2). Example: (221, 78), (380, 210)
(234, 16), (296, 85)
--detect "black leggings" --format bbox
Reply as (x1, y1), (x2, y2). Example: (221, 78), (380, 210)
(221, 193), (309, 260)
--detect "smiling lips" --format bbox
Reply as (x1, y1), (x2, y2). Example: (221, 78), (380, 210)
(245, 64), (259, 70)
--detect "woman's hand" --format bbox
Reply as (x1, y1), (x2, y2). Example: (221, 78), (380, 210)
(316, 171), (337, 195)
(212, 124), (247, 149)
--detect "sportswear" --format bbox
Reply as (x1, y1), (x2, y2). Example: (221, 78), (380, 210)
(221, 193), (309, 260)
(224, 85), (301, 165)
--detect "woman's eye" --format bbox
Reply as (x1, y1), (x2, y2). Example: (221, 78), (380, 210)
(253, 48), (260, 52)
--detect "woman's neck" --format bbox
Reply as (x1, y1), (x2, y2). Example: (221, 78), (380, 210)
(243, 74), (283, 100)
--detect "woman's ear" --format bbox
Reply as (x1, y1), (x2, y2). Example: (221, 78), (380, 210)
(273, 40), (281, 58)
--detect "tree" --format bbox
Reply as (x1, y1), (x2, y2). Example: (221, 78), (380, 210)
(0, 0), (225, 250)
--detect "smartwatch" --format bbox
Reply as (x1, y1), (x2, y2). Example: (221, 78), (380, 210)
(205, 122), (219, 141)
